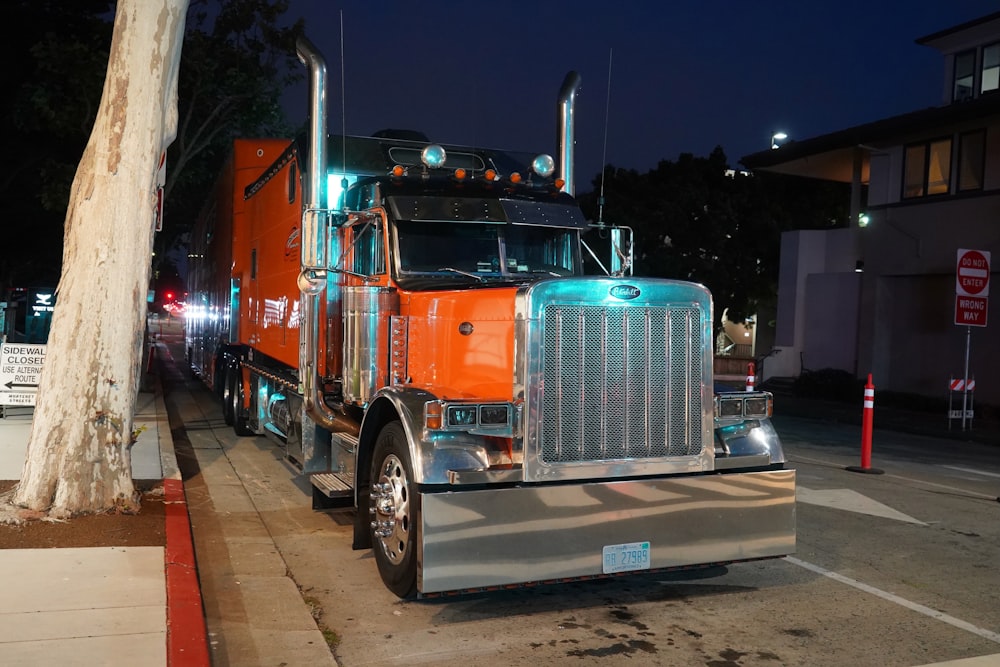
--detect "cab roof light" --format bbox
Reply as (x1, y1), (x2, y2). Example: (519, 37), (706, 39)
(484, 168), (498, 182)
(421, 144), (447, 170)
(454, 167), (467, 181)
(391, 164), (406, 177)
(510, 172), (522, 184)
(531, 154), (555, 178)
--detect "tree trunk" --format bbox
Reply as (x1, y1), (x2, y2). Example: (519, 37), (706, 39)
(13, 0), (188, 516)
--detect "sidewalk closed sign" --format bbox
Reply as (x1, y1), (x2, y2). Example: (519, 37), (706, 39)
(0, 342), (47, 406)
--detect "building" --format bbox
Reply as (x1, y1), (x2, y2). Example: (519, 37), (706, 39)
(742, 12), (1000, 406)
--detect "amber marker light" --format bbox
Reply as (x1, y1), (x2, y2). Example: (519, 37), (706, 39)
(391, 165), (405, 177)
(484, 168), (498, 181)
(554, 178), (565, 189)
(424, 401), (443, 430)
(454, 168), (467, 180)
(510, 172), (522, 184)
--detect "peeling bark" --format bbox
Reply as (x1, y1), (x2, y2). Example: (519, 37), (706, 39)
(12, 0), (189, 516)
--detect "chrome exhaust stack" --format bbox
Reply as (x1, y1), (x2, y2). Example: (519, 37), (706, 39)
(557, 71), (581, 196)
(295, 35), (344, 434)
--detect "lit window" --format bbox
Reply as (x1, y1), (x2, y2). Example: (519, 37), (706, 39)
(982, 42), (1000, 94)
(902, 138), (953, 199)
(954, 50), (976, 102)
(927, 139), (952, 195)
(958, 130), (986, 192)
(903, 145), (926, 198)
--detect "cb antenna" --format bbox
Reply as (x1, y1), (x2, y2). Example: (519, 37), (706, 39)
(597, 48), (612, 227)
(339, 10), (348, 197)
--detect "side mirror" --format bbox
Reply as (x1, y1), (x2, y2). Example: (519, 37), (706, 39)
(582, 224), (634, 277)
(608, 226), (633, 277)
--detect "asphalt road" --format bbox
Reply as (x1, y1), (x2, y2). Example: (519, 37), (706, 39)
(155, 321), (1000, 667)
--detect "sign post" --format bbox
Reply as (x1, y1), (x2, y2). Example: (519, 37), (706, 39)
(954, 249), (990, 431)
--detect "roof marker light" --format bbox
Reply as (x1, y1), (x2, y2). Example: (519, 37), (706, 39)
(454, 168), (467, 180)
(391, 165), (405, 177)
(510, 172), (522, 184)
(484, 169), (498, 182)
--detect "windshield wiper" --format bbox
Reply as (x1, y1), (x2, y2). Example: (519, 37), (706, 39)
(438, 267), (486, 282)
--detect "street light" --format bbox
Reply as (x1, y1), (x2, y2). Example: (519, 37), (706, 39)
(771, 131), (788, 150)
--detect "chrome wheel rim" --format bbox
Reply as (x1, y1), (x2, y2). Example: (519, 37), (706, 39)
(373, 453), (410, 565)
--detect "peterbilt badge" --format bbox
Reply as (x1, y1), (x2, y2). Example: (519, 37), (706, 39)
(609, 285), (641, 300)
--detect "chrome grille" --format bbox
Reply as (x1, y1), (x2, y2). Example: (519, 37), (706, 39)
(538, 304), (703, 463)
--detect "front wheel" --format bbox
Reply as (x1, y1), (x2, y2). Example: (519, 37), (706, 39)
(369, 421), (418, 598)
(230, 366), (254, 437)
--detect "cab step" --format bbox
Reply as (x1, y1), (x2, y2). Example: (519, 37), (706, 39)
(311, 471), (354, 510)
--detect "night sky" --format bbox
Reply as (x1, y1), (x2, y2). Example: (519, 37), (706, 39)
(282, 2), (1000, 190)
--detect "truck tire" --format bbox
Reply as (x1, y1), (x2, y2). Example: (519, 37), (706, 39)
(230, 366), (254, 437)
(370, 421), (418, 598)
(221, 363), (235, 426)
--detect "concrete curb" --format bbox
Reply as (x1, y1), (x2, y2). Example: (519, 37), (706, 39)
(152, 352), (211, 667)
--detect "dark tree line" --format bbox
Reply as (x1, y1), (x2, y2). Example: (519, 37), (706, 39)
(0, 0), (303, 298)
(578, 147), (850, 325)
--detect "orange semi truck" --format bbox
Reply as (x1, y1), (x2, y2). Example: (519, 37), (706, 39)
(185, 37), (795, 597)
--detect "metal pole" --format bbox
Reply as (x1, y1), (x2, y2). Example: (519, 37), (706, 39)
(961, 326), (971, 431)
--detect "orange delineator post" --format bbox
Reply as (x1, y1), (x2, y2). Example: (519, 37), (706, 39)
(860, 374), (874, 468)
(848, 373), (884, 475)
(745, 361), (756, 392)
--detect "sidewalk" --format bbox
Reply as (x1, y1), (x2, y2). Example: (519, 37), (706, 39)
(0, 369), (208, 665)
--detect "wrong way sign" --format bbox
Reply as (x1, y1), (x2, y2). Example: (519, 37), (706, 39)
(955, 296), (988, 327)
(956, 248), (990, 296)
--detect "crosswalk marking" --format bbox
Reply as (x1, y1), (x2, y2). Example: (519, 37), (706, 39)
(797, 486), (926, 525)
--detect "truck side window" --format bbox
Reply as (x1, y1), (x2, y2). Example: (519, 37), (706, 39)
(351, 220), (385, 276)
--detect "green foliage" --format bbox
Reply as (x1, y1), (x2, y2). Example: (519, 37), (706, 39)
(0, 1), (114, 289)
(0, 0), (304, 293)
(577, 150), (850, 325)
(160, 0), (305, 260)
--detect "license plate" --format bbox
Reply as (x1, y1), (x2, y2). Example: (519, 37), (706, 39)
(602, 541), (651, 574)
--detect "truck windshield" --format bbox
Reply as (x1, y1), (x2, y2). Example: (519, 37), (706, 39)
(394, 221), (578, 286)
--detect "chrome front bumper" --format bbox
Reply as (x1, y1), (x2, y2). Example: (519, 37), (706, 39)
(417, 468), (795, 594)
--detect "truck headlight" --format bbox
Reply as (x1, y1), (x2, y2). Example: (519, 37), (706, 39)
(717, 396), (745, 418)
(743, 396), (771, 418)
(426, 401), (513, 430)
(479, 405), (510, 426)
(714, 392), (773, 419)
(447, 405), (478, 426)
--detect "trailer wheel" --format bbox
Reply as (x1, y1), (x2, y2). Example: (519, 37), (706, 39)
(221, 363), (235, 426)
(370, 421), (418, 598)
(230, 366), (254, 437)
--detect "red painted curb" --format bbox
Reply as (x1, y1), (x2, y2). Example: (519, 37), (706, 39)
(164, 477), (210, 666)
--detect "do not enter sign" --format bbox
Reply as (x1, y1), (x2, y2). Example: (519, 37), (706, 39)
(956, 248), (990, 296)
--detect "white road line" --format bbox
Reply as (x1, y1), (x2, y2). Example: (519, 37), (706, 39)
(791, 454), (1000, 501)
(786, 557), (1000, 645)
(941, 465), (1000, 480)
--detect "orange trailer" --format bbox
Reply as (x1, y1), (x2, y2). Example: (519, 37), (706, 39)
(186, 37), (795, 597)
